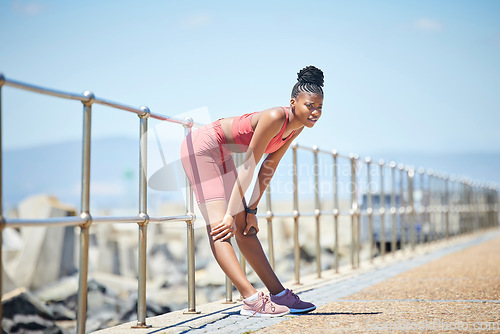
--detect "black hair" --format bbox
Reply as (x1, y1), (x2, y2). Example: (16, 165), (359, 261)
(291, 65), (324, 98)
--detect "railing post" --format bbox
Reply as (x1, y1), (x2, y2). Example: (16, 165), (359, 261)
(474, 182), (479, 231)
(77, 91), (94, 334)
(456, 178), (462, 234)
(472, 183), (478, 229)
(428, 170), (435, 242)
(399, 164), (406, 250)
(481, 183), (486, 227)
(419, 168), (426, 245)
(470, 181), (474, 232)
(445, 175), (450, 239)
(0, 73), (4, 323)
(223, 153), (236, 304)
(481, 185), (485, 230)
(495, 188), (499, 227)
(470, 182), (475, 233)
(332, 150), (339, 273)
(223, 153), (237, 304)
(236, 155), (247, 283)
(0, 231), (2, 324)
(313, 146), (321, 278)
(483, 185), (488, 229)
(390, 162), (397, 254)
(473, 182), (480, 232)
(462, 178), (467, 235)
(182, 117), (200, 313)
(472, 182), (478, 231)
(233, 153), (246, 301)
(350, 154), (359, 269)
(379, 160), (386, 257)
(266, 185), (275, 270)
(467, 181), (472, 232)
(292, 142), (301, 284)
(133, 106), (152, 328)
(435, 173), (441, 239)
(365, 157), (373, 261)
(224, 276), (234, 303)
(481, 186), (485, 229)
(408, 167), (415, 250)
(492, 188), (495, 227)
(494, 188), (499, 228)
(482, 184), (486, 230)
(472, 183), (477, 230)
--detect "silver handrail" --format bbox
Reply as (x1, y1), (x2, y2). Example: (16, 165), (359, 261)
(0, 74), (203, 127)
(259, 143), (499, 285)
(0, 73), (498, 334)
(0, 74), (201, 332)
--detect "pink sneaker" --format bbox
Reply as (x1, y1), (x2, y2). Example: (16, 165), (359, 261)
(271, 289), (316, 313)
(240, 292), (290, 317)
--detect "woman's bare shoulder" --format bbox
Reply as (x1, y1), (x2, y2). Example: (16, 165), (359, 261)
(259, 106), (287, 122)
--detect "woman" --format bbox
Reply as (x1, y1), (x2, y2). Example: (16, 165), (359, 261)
(180, 66), (324, 317)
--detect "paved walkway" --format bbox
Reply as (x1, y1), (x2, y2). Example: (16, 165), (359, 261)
(94, 228), (500, 334)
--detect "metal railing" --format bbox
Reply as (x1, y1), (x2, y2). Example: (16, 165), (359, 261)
(0, 74), (498, 333)
(255, 145), (499, 285)
(0, 74), (202, 333)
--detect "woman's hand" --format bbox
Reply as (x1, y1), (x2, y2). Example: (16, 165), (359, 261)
(244, 212), (259, 236)
(210, 213), (236, 241)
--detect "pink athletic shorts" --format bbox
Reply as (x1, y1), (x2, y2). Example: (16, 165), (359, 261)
(180, 120), (238, 204)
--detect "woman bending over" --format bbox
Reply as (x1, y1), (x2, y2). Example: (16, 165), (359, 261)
(180, 65), (324, 317)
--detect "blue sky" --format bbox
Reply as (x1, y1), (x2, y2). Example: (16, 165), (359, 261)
(1, 0), (500, 155)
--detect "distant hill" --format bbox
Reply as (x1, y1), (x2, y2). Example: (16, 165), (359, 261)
(3, 138), (499, 214)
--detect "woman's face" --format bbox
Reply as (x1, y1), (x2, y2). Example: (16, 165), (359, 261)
(291, 92), (323, 128)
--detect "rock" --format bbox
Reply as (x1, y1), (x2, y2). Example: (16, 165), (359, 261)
(1, 288), (65, 334)
(46, 302), (75, 321)
(2, 228), (23, 252)
(90, 272), (137, 299)
(41, 278), (124, 333)
(165, 238), (187, 263)
(118, 296), (171, 323)
(36, 275), (78, 303)
(1, 261), (17, 296)
(148, 285), (191, 310)
(195, 261), (225, 286)
(94, 224), (121, 275)
(148, 243), (184, 284)
(3, 194), (77, 292)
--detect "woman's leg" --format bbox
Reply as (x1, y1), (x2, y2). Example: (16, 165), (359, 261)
(233, 210), (285, 295)
(198, 200), (257, 299)
(217, 152), (285, 295)
(180, 124), (282, 298)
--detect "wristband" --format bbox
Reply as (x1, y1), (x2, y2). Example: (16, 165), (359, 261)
(245, 206), (257, 215)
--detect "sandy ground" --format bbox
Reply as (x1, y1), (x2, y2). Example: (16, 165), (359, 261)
(255, 235), (500, 333)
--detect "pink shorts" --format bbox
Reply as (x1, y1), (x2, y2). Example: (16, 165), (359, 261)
(180, 120), (237, 204)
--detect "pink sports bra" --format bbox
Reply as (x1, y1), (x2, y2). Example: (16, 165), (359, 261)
(231, 107), (295, 154)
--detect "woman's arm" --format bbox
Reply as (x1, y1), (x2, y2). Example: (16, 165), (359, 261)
(247, 127), (304, 210)
(241, 128), (303, 236)
(210, 108), (286, 241)
(226, 108), (286, 215)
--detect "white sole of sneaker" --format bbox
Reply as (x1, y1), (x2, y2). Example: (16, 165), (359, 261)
(289, 306), (316, 313)
(240, 309), (290, 317)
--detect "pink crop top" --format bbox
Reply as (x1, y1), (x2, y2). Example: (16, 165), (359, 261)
(232, 107), (295, 154)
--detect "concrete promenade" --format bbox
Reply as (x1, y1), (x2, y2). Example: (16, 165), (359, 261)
(94, 228), (500, 334)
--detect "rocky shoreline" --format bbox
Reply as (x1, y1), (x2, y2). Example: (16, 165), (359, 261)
(2, 195), (348, 333)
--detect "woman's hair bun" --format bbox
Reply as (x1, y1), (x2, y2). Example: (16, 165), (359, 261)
(297, 66), (324, 87)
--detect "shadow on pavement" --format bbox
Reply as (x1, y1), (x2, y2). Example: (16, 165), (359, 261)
(305, 312), (382, 316)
